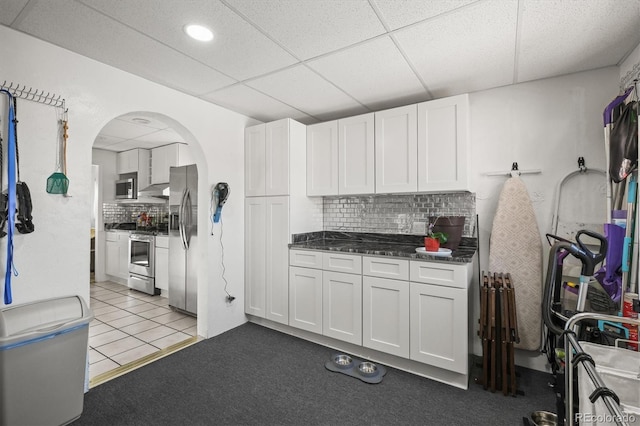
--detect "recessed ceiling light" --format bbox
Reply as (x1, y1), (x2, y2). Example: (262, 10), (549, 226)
(184, 24), (214, 42)
(132, 118), (151, 125)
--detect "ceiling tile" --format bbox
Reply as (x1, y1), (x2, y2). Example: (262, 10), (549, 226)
(115, 114), (170, 130)
(79, 0), (298, 81)
(0, 0), (30, 25)
(307, 36), (428, 110)
(134, 129), (185, 144)
(225, 0), (386, 60)
(372, 0), (477, 30)
(104, 141), (147, 152)
(246, 64), (369, 121)
(14, 0), (235, 95)
(93, 134), (125, 149)
(100, 118), (159, 140)
(516, 0), (640, 83)
(394, 0), (518, 98)
(203, 84), (316, 124)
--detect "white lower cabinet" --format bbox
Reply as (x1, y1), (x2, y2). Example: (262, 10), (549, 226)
(362, 276), (409, 357)
(322, 271), (362, 345)
(289, 266), (323, 333)
(154, 236), (169, 292)
(105, 231), (129, 281)
(409, 282), (467, 373)
(287, 249), (472, 387)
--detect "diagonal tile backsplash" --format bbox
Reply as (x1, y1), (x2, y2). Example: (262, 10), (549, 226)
(323, 192), (476, 236)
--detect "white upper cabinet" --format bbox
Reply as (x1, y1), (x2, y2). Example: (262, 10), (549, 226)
(306, 121), (338, 196)
(339, 113), (375, 195)
(117, 148), (149, 175)
(151, 143), (193, 184)
(307, 113), (374, 196)
(245, 119), (293, 197)
(417, 94), (469, 192)
(375, 104), (418, 194)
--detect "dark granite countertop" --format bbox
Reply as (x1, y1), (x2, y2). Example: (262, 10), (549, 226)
(289, 231), (477, 264)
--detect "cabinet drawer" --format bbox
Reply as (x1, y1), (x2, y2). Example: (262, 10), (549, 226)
(409, 261), (469, 289)
(155, 236), (169, 248)
(363, 256), (409, 280)
(289, 250), (323, 269)
(106, 232), (118, 242)
(322, 252), (362, 274)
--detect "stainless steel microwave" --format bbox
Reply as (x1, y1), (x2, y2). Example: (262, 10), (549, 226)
(115, 178), (136, 199)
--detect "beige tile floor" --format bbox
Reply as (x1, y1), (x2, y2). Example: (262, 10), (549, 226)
(89, 281), (197, 384)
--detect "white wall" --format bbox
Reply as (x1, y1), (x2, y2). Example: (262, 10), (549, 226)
(0, 26), (257, 338)
(620, 42), (640, 84)
(469, 66), (620, 370)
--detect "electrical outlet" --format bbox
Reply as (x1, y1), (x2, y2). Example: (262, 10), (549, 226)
(412, 222), (426, 234)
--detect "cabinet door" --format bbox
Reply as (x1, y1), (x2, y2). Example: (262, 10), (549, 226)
(410, 282), (467, 373)
(177, 143), (194, 166)
(322, 271), (362, 345)
(265, 196), (289, 324)
(151, 145), (175, 184)
(265, 119), (290, 196)
(118, 233), (130, 280)
(154, 247), (169, 291)
(362, 276), (409, 357)
(105, 240), (119, 277)
(117, 150), (138, 174)
(244, 198), (266, 317)
(417, 94), (469, 192)
(375, 104), (417, 193)
(339, 113), (375, 195)
(245, 124), (266, 197)
(289, 266), (323, 333)
(306, 121), (338, 196)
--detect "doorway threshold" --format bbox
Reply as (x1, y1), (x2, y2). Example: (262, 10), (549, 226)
(89, 336), (198, 388)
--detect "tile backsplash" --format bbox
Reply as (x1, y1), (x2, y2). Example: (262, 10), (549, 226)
(103, 203), (169, 225)
(323, 193), (476, 236)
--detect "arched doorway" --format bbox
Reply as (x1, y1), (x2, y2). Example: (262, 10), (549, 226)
(89, 112), (204, 386)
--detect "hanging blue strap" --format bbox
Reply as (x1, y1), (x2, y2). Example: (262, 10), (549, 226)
(1, 90), (16, 305)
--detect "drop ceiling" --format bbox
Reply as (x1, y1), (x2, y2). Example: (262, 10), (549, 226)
(2, 0), (640, 152)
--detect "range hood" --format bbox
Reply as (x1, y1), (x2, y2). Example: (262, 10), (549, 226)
(138, 182), (170, 199)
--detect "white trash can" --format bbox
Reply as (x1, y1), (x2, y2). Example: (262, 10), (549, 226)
(0, 296), (93, 426)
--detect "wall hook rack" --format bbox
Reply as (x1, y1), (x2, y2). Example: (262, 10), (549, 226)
(484, 162), (542, 177)
(0, 80), (66, 111)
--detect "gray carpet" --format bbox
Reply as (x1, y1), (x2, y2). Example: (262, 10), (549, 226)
(73, 322), (555, 425)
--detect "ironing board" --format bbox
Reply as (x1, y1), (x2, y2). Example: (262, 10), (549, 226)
(489, 175), (543, 351)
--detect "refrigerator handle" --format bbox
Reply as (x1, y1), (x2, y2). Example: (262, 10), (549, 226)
(179, 188), (188, 250)
(184, 188), (192, 249)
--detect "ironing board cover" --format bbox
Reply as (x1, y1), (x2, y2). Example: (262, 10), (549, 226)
(489, 176), (543, 351)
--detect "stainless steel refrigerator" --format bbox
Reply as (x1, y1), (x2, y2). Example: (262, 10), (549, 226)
(169, 164), (198, 315)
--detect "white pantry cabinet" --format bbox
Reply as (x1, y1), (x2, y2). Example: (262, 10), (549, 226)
(151, 143), (193, 184)
(244, 118), (321, 324)
(374, 104), (418, 193)
(245, 119), (296, 197)
(306, 120), (338, 196)
(245, 196), (290, 324)
(417, 94), (469, 192)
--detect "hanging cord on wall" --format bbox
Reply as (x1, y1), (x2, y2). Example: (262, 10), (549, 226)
(210, 191), (233, 302)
